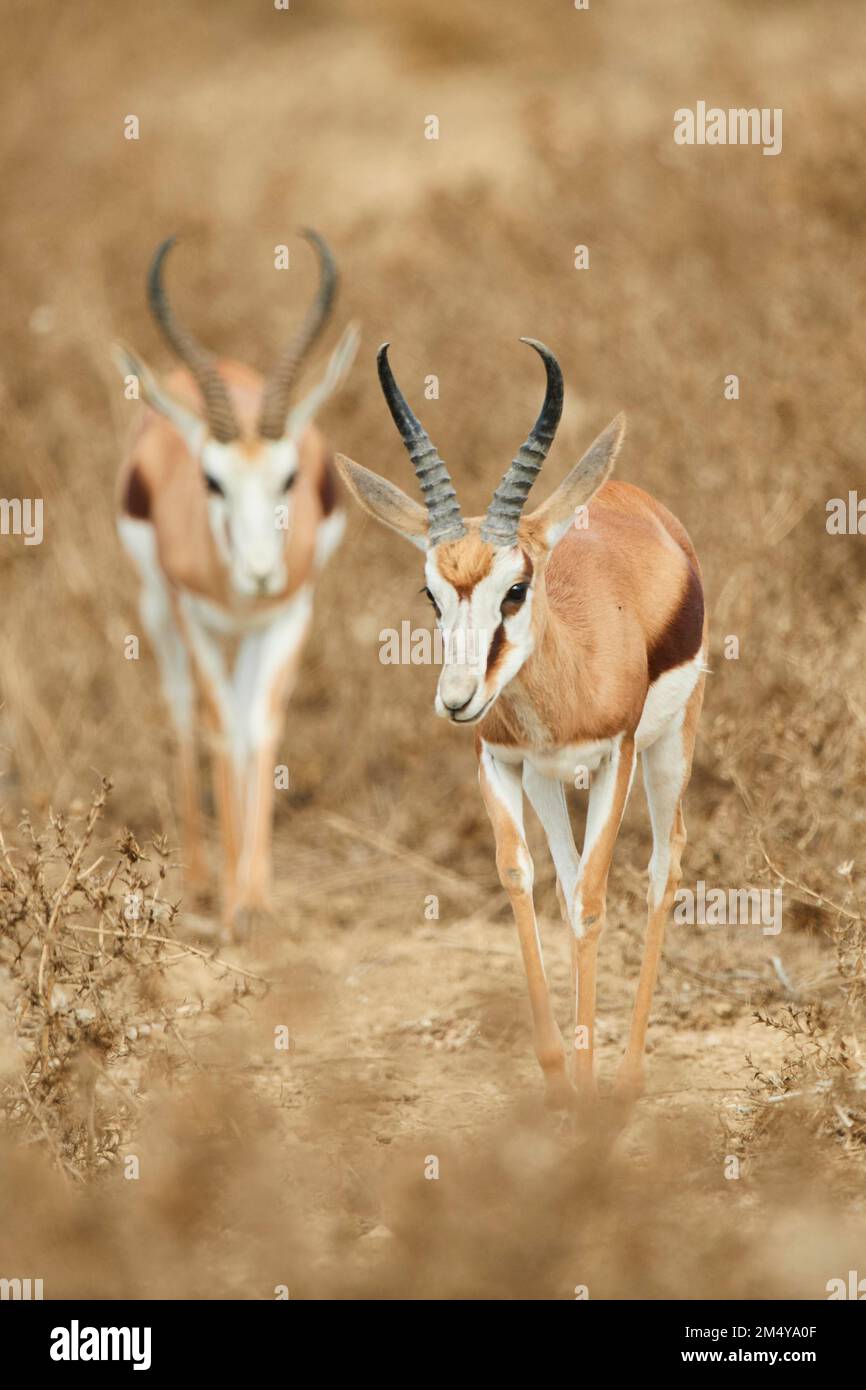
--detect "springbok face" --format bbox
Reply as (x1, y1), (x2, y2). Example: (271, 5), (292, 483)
(114, 230), (358, 599)
(336, 339), (626, 724)
(198, 436), (299, 596)
(423, 529), (537, 723)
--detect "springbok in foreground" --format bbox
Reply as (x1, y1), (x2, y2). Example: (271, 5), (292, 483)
(336, 339), (706, 1103)
(114, 232), (357, 939)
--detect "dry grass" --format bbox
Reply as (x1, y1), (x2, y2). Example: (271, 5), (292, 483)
(1, 0), (866, 1298)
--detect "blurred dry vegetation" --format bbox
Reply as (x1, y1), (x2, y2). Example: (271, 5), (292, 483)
(1, 0), (866, 1298)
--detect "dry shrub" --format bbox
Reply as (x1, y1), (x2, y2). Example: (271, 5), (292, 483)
(749, 911), (866, 1154)
(0, 782), (266, 1178)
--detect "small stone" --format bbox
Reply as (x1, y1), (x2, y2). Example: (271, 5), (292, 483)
(360, 1224), (393, 1242)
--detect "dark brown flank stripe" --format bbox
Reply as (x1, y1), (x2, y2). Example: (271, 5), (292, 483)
(123, 465), (151, 520)
(647, 562), (704, 682)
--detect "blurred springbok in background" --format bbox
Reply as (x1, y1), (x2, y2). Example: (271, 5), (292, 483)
(114, 231), (358, 939)
(337, 339), (706, 1105)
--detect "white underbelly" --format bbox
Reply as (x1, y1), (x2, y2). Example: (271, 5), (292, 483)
(634, 652), (703, 750)
(513, 739), (614, 782)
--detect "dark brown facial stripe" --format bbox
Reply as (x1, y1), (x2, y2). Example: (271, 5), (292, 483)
(647, 562), (704, 683)
(318, 455), (337, 517)
(486, 620), (509, 679)
(123, 465), (151, 520)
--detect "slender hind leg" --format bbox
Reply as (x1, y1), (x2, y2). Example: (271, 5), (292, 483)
(118, 518), (205, 893)
(616, 674), (705, 1098)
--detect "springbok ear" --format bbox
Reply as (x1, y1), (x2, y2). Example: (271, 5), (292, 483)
(334, 454), (429, 551)
(286, 321), (361, 441)
(526, 412), (625, 549)
(111, 342), (206, 456)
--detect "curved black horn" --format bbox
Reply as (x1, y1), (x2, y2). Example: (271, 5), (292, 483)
(377, 343), (465, 545)
(480, 338), (564, 547)
(147, 237), (240, 444)
(258, 229), (339, 440)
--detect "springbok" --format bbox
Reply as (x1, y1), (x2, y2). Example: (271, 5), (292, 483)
(114, 232), (358, 939)
(336, 339), (706, 1104)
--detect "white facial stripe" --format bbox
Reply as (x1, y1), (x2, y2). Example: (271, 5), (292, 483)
(266, 438), (299, 484)
(201, 438), (300, 597)
(426, 546), (536, 721)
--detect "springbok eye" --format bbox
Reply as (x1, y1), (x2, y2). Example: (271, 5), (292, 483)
(282, 472), (297, 492)
(502, 582), (528, 612)
(204, 474), (224, 497)
(421, 585), (442, 619)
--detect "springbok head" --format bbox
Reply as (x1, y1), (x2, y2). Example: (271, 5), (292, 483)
(336, 340), (625, 724)
(114, 232), (358, 597)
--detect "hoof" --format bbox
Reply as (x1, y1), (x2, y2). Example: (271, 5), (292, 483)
(183, 911), (221, 943)
(227, 902), (272, 945)
(612, 1065), (645, 1104)
(186, 878), (214, 904)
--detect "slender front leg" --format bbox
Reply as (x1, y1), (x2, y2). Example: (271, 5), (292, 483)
(572, 734), (636, 1092)
(617, 677), (704, 1097)
(199, 690), (241, 921)
(232, 592), (313, 937)
(522, 765), (583, 1087)
(177, 597), (243, 935)
(239, 734), (280, 913)
(478, 745), (570, 1103)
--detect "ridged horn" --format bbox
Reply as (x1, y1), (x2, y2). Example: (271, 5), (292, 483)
(377, 343), (466, 545)
(147, 237), (240, 444)
(480, 338), (564, 547)
(258, 229), (338, 440)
